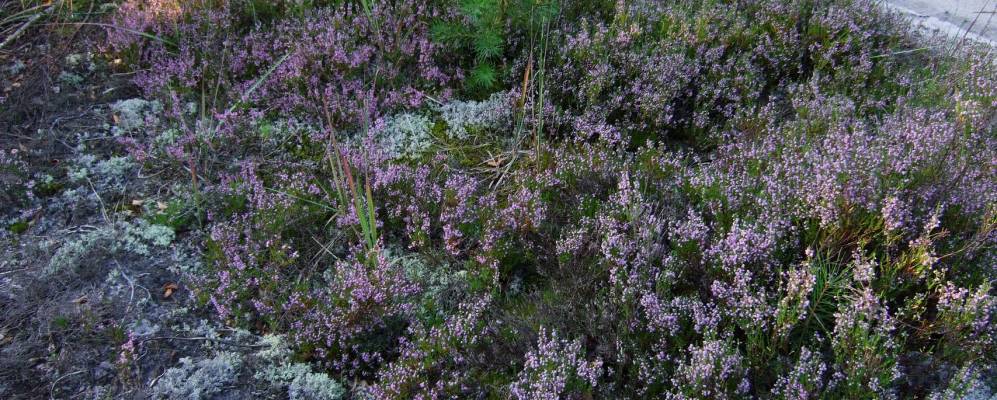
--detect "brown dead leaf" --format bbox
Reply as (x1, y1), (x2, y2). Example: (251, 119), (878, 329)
(72, 295), (88, 305)
(162, 282), (179, 299)
(485, 156), (506, 168)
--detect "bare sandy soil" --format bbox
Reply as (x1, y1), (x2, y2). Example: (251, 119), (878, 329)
(887, 0), (997, 44)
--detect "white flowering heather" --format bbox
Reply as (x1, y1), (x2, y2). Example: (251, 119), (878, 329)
(436, 91), (513, 139)
(509, 328), (603, 400)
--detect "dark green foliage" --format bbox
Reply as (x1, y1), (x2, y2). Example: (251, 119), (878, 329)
(432, 0), (558, 94)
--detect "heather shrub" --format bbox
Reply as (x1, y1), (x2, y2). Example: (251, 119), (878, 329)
(365, 295), (492, 398)
(109, 0), (455, 116)
(91, 0), (997, 398)
(542, 0), (915, 148)
(107, 0), (459, 183)
(827, 287), (902, 398)
(932, 282), (996, 365)
(290, 246), (419, 375)
(200, 160), (327, 326)
(197, 132), (504, 378)
(508, 328), (603, 399)
(667, 337), (750, 399)
(771, 347), (827, 400)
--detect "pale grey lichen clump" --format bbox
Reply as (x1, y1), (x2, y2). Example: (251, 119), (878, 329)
(255, 334), (346, 400)
(65, 52), (97, 72)
(435, 91), (514, 139)
(124, 220), (176, 251)
(152, 352), (243, 400)
(109, 98), (162, 134)
(46, 220), (174, 274)
(375, 112), (434, 159)
(58, 71), (85, 87)
(66, 153), (136, 193)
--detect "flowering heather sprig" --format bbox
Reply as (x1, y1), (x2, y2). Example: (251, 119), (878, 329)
(880, 194), (910, 234)
(850, 251), (877, 286)
(291, 244), (419, 375)
(110, 0), (458, 130)
(594, 169), (674, 305)
(508, 328), (603, 400)
(711, 268), (773, 327)
(117, 332), (138, 367)
(668, 338), (750, 400)
(829, 288), (902, 398)
(771, 347), (827, 400)
(934, 282), (995, 363)
(541, 0), (911, 147)
(706, 219), (777, 274)
(669, 208), (709, 249)
(774, 265), (817, 338)
(366, 295), (492, 399)
(440, 174), (478, 256)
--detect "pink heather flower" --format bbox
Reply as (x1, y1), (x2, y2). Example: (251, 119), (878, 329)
(509, 328), (603, 400)
(850, 251), (876, 285)
(668, 338), (748, 400)
(117, 333), (138, 366)
(880, 195), (909, 233)
(772, 347), (827, 400)
(670, 208), (709, 246)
